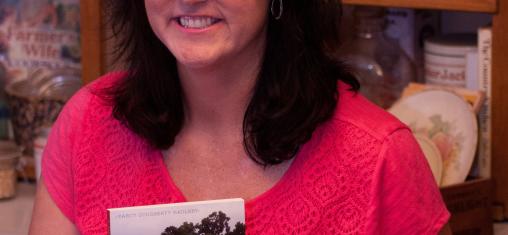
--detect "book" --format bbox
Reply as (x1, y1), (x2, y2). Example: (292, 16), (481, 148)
(0, 0), (81, 83)
(477, 26), (492, 179)
(108, 198), (245, 235)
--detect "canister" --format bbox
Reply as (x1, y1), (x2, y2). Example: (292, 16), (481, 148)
(424, 34), (477, 87)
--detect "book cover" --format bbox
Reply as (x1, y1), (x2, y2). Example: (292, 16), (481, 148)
(0, 0), (81, 83)
(477, 26), (492, 179)
(108, 198), (246, 235)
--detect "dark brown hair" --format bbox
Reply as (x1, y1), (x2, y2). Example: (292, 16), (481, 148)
(104, 0), (359, 166)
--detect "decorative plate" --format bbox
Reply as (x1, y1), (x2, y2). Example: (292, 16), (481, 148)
(389, 90), (478, 186)
(414, 134), (443, 186)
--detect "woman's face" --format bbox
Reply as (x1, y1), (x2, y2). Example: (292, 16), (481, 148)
(145, 0), (270, 69)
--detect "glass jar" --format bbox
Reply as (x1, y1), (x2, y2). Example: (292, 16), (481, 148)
(0, 141), (20, 199)
(339, 7), (415, 109)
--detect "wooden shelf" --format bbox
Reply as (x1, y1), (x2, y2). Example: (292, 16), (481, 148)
(342, 0), (497, 13)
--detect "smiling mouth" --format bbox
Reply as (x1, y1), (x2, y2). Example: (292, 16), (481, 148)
(177, 16), (221, 29)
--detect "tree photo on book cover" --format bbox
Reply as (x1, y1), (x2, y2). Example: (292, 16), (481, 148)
(161, 211), (245, 235)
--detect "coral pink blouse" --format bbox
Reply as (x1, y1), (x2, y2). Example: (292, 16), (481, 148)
(42, 72), (449, 234)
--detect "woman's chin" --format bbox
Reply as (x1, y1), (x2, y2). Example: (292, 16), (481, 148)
(176, 56), (221, 70)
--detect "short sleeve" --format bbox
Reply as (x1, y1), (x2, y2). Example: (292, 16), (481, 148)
(41, 87), (91, 223)
(366, 128), (451, 234)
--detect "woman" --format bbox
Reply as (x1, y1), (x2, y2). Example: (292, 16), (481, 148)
(30, 0), (450, 234)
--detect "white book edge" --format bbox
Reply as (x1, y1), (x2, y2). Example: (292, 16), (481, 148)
(477, 26), (492, 179)
(107, 198), (245, 212)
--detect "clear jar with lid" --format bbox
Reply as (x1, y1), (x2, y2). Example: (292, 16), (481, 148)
(0, 141), (20, 199)
(339, 7), (415, 109)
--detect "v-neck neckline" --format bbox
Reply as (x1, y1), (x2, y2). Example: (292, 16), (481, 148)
(155, 148), (303, 207)
(151, 82), (345, 206)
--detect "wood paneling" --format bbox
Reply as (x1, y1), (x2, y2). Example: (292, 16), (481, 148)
(491, 0), (508, 219)
(342, 0), (497, 13)
(80, 0), (104, 84)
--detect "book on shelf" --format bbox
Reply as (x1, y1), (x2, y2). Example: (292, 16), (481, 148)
(476, 26), (492, 179)
(108, 198), (245, 235)
(0, 0), (81, 83)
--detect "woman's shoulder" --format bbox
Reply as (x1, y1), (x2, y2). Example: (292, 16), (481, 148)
(330, 82), (409, 142)
(56, 71), (127, 132)
(301, 83), (413, 173)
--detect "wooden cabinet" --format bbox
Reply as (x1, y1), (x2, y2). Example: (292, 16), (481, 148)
(80, 0), (104, 85)
(80, 0), (508, 218)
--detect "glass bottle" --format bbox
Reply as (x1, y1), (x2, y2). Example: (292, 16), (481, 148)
(339, 7), (415, 109)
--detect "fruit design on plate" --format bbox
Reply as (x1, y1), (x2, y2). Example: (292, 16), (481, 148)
(411, 114), (465, 183)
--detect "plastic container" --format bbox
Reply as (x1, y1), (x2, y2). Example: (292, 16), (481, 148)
(0, 141), (21, 199)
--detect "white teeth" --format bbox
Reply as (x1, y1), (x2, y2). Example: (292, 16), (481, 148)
(178, 16), (217, 29)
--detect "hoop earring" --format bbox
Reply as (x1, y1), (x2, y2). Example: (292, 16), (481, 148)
(271, 0), (283, 20)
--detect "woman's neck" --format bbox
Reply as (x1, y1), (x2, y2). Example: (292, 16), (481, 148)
(176, 47), (263, 137)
